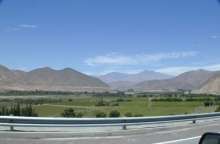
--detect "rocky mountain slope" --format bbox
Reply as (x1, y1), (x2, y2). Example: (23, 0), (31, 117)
(197, 73), (220, 94)
(0, 65), (109, 92)
(134, 70), (216, 92)
(98, 70), (172, 90)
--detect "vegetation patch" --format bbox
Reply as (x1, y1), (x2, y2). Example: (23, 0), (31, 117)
(0, 92), (219, 117)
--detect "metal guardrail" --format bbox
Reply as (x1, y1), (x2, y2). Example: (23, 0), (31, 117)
(1, 112), (220, 130)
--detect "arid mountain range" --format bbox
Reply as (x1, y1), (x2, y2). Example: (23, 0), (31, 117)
(134, 70), (217, 92)
(1, 64), (220, 94)
(98, 71), (172, 90)
(98, 70), (220, 94)
(0, 65), (109, 92)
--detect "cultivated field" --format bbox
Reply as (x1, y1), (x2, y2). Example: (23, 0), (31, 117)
(0, 92), (218, 117)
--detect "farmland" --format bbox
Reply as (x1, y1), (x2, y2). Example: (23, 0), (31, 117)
(0, 91), (218, 117)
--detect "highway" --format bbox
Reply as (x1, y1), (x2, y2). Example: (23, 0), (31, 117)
(0, 119), (220, 144)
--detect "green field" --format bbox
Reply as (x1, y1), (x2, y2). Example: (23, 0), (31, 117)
(32, 96), (217, 117)
(0, 93), (218, 117)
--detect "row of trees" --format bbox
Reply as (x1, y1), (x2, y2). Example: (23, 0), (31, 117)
(0, 98), (62, 105)
(61, 108), (121, 118)
(61, 108), (83, 117)
(0, 104), (38, 116)
(95, 111), (143, 118)
(62, 108), (143, 118)
(0, 90), (78, 96)
(1, 90), (219, 98)
(0, 90), (128, 97)
(151, 97), (218, 103)
(151, 97), (216, 107)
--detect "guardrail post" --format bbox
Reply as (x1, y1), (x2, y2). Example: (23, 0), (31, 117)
(122, 119), (127, 130)
(122, 125), (127, 130)
(9, 114), (14, 131)
(10, 125), (14, 131)
(192, 119), (196, 124)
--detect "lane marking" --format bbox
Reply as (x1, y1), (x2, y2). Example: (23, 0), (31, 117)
(43, 136), (124, 141)
(145, 123), (220, 137)
(152, 136), (201, 144)
(152, 125), (220, 144)
(156, 127), (192, 134)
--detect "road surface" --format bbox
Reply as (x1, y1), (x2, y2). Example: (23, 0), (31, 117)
(0, 119), (220, 144)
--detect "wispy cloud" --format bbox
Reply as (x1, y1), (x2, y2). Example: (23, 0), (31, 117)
(85, 54), (136, 66)
(210, 35), (219, 39)
(18, 24), (38, 29)
(85, 69), (143, 76)
(156, 64), (220, 76)
(156, 66), (198, 76)
(5, 24), (38, 32)
(85, 51), (198, 66)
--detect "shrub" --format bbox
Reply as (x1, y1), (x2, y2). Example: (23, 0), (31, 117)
(204, 101), (214, 107)
(134, 114), (143, 117)
(110, 103), (119, 106)
(151, 98), (183, 102)
(95, 111), (107, 118)
(76, 112), (84, 118)
(62, 108), (76, 117)
(116, 98), (132, 102)
(124, 112), (132, 117)
(109, 110), (120, 117)
(215, 106), (220, 112)
(116, 98), (124, 102)
(95, 100), (109, 106)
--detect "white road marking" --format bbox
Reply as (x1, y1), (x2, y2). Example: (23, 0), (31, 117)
(152, 136), (201, 144)
(43, 136), (124, 141)
(156, 127), (192, 134)
(153, 128), (220, 144)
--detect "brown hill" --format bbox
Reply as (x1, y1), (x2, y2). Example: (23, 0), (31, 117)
(134, 70), (216, 92)
(197, 73), (220, 94)
(0, 65), (109, 92)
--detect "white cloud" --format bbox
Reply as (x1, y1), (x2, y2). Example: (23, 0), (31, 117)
(18, 24), (38, 29)
(210, 35), (219, 39)
(85, 69), (143, 76)
(139, 51), (197, 62)
(156, 64), (220, 76)
(85, 54), (137, 66)
(156, 66), (198, 76)
(85, 51), (198, 66)
(5, 24), (37, 32)
(204, 64), (220, 71)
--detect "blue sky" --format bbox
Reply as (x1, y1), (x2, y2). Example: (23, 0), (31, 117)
(0, 0), (220, 75)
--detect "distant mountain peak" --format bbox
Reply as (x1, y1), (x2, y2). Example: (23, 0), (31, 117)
(29, 67), (55, 73)
(104, 72), (127, 75)
(0, 64), (10, 71)
(98, 70), (173, 89)
(61, 68), (78, 73)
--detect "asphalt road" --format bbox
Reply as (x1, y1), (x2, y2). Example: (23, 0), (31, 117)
(0, 120), (220, 144)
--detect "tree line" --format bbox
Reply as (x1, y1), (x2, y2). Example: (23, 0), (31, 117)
(0, 103), (38, 117)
